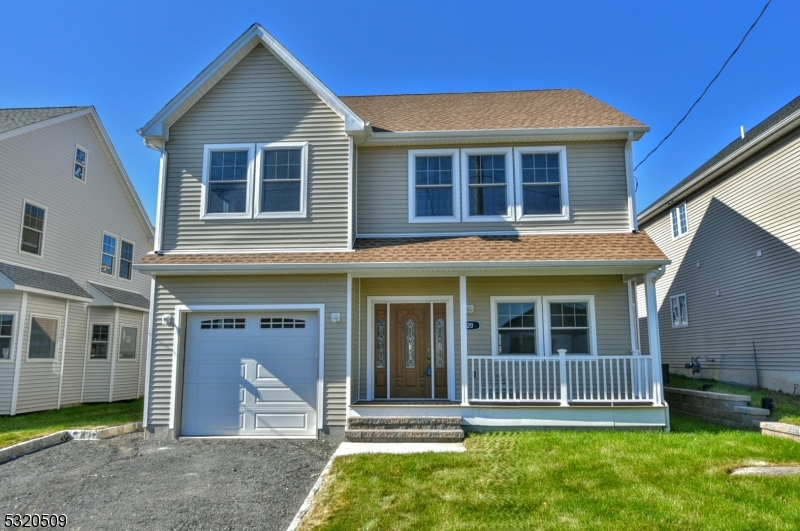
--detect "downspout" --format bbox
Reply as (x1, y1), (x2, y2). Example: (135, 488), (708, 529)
(144, 139), (168, 254)
(625, 131), (639, 232)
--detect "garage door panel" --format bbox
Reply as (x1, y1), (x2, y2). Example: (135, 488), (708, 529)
(181, 312), (318, 438)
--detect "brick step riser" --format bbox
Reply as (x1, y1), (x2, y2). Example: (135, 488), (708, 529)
(348, 424), (461, 430)
(346, 437), (464, 443)
(347, 418), (462, 427)
(345, 429), (465, 442)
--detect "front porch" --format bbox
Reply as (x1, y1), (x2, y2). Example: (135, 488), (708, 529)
(346, 270), (668, 430)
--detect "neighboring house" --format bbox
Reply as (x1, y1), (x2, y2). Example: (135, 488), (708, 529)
(638, 96), (800, 394)
(0, 106), (154, 415)
(136, 24), (670, 441)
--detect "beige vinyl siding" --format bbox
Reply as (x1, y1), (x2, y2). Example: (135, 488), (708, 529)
(112, 308), (145, 401)
(161, 43), (350, 252)
(356, 142), (630, 235)
(146, 274), (347, 430)
(467, 276), (633, 356)
(641, 128), (800, 377)
(82, 307), (114, 403)
(59, 300), (89, 406)
(15, 294), (66, 414)
(0, 115), (152, 297)
(356, 277), (463, 402)
(0, 293), (22, 414)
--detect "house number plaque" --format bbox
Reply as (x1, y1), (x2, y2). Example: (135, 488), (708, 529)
(466, 321), (481, 330)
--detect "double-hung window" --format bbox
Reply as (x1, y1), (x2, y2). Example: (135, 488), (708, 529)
(201, 144), (255, 219)
(0, 314), (14, 360)
(462, 148), (514, 221)
(101, 234), (117, 275)
(20, 202), (46, 256)
(547, 299), (592, 355)
(119, 241), (134, 280)
(670, 294), (688, 327)
(408, 149), (460, 222)
(514, 147), (569, 219)
(255, 143), (308, 218)
(90, 324), (110, 359)
(28, 316), (59, 359)
(494, 300), (541, 355)
(74, 145), (87, 181)
(671, 204), (688, 238)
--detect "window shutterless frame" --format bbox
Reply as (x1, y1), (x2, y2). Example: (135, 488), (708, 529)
(513, 146), (570, 221)
(26, 314), (61, 362)
(100, 232), (119, 276)
(542, 296), (598, 356)
(119, 240), (134, 281)
(669, 293), (689, 327)
(88, 322), (112, 360)
(73, 144), (88, 183)
(18, 199), (47, 258)
(490, 296), (545, 356)
(199, 143), (256, 220)
(671, 203), (689, 239)
(254, 142), (309, 219)
(0, 312), (17, 362)
(461, 147), (515, 222)
(118, 325), (139, 360)
(408, 148), (461, 223)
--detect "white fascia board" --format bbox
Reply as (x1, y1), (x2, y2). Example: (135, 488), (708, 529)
(134, 258), (669, 276)
(362, 126), (650, 146)
(10, 284), (93, 303)
(138, 24), (365, 144)
(638, 110), (800, 226)
(0, 107), (93, 143)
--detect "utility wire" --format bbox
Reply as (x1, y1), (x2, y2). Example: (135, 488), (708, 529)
(635, 0), (773, 170)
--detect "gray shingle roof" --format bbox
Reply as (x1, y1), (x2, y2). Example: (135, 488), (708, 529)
(0, 107), (88, 134)
(88, 283), (149, 309)
(0, 261), (92, 299)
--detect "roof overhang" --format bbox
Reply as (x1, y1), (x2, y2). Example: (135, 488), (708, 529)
(361, 126), (650, 147)
(639, 107), (800, 226)
(138, 23), (366, 147)
(134, 259), (669, 277)
(85, 283), (148, 311)
(0, 277), (93, 303)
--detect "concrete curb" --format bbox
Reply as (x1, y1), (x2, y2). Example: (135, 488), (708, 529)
(761, 421), (800, 443)
(286, 450), (338, 531)
(0, 422), (142, 463)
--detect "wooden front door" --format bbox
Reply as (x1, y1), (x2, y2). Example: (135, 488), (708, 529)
(373, 302), (448, 400)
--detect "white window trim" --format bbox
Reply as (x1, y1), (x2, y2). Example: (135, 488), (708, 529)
(73, 144), (88, 183)
(199, 143), (256, 220)
(671, 203), (689, 239)
(254, 142), (309, 219)
(0, 312), (18, 363)
(513, 146), (570, 221)
(408, 148), (461, 223)
(100, 232), (119, 277)
(117, 324), (139, 361)
(18, 199), (47, 259)
(88, 322), (113, 361)
(542, 295), (598, 356)
(461, 147), (515, 222)
(490, 296), (545, 357)
(26, 314), (61, 362)
(669, 293), (689, 328)
(118, 240), (135, 282)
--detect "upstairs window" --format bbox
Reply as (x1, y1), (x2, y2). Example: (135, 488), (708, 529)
(74, 146), (87, 181)
(119, 241), (134, 280)
(20, 202), (46, 256)
(462, 148), (514, 221)
(101, 234), (117, 275)
(201, 144), (255, 219)
(255, 143), (308, 218)
(670, 294), (689, 327)
(408, 150), (460, 222)
(671, 203), (688, 238)
(515, 147), (569, 219)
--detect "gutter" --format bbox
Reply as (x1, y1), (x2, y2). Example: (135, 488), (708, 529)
(625, 131), (638, 232)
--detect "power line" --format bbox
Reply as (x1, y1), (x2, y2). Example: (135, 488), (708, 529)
(635, 0), (773, 171)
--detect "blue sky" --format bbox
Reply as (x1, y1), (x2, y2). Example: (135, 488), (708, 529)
(2, 1), (797, 223)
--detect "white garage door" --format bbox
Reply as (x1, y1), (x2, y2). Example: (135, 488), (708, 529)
(181, 312), (318, 438)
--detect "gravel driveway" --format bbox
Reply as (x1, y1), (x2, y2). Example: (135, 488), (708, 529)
(0, 432), (337, 531)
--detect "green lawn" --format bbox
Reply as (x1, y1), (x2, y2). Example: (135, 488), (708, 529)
(0, 399), (143, 449)
(668, 374), (800, 426)
(303, 417), (800, 530)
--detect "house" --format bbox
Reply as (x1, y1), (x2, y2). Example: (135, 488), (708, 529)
(0, 106), (154, 415)
(135, 24), (670, 441)
(638, 95), (800, 393)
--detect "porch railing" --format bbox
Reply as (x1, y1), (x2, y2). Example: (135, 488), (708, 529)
(468, 354), (658, 405)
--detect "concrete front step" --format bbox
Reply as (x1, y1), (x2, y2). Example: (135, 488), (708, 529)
(345, 428), (465, 443)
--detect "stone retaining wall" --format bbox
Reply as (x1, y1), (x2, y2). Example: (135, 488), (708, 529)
(664, 387), (769, 430)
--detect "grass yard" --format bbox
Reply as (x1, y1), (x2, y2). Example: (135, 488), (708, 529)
(0, 398), (143, 449)
(668, 374), (800, 426)
(303, 416), (800, 530)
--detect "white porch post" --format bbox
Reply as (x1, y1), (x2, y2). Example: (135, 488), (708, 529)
(345, 273), (352, 416)
(644, 268), (665, 404)
(459, 276), (469, 406)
